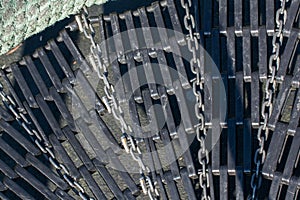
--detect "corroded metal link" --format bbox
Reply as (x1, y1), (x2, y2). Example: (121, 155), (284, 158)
(0, 84), (93, 200)
(77, 7), (159, 199)
(180, 0), (210, 199)
(250, 0), (289, 199)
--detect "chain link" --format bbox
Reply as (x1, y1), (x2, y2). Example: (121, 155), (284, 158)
(76, 7), (159, 199)
(250, 0), (289, 199)
(0, 83), (93, 200)
(180, 0), (210, 199)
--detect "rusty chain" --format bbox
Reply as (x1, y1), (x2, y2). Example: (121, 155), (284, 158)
(180, 0), (210, 199)
(250, 0), (289, 199)
(0, 82), (93, 200)
(75, 7), (159, 199)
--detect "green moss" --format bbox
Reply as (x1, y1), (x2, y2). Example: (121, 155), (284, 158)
(0, 0), (107, 55)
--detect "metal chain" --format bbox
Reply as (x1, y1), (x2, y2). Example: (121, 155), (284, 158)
(250, 0), (289, 199)
(180, 0), (210, 200)
(0, 82), (93, 200)
(76, 7), (159, 199)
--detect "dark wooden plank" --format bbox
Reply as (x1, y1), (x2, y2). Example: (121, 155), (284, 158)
(55, 188), (75, 200)
(168, 37), (190, 89)
(0, 159), (18, 179)
(203, 0), (212, 35)
(63, 80), (93, 123)
(243, 119), (252, 173)
(164, 171), (180, 199)
(165, 0), (185, 44)
(268, 172), (282, 199)
(160, 128), (180, 180)
(148, 1), (171, 51)
(123, 188), (135, 200)
(219, 0), (227, 33)
(0, 182), (5, 192)
(292, 53), (300, 88)
(276, 29), (299, 83)
(119, 10), (140, 53)
(220, 74), (228, 127)
(242, 28), (251, 82)
(89, 110), (119, 149)
(79, 165), (106, 200)
(234, 0), (243, 36)
(180, 168), (197, 200)
(212, 74), (221, 123)
(35, 48), (64, 92)
(156, 49), (175, 94)
(250, 0), (259, 35)
(211, 123), (220, 175)
(148, 138), (164, 178)
(204, 72), (212, 126)
(126, 52), (142, 103)
(128, 96), (143, 140)
(144, 138), (158, 183)
(0, 192), (9, 200)
(23, 101), (50, 146)
(49, 134), (80, 179)
(119, 11), (143, 101)
(142, 89), (160, 139)
(235, 167), (244, 199)
(177, 124), (196, 177)
(134, 7), (155, 52)
(268, 76), (292, 130)
(156, 175), (168, 200)
(285, 176), (299, 200)
(262, 123), (288, 178)
(0, 120), (40, 155)
(74, 69), (106, 116)
(212, 29), (221, 72)
(47, 40), (75, 84)
(22, 56), (51, 100)
(106, 148), (140, 195)
(15, 165), (57, 199)
(10, 63), (38, 108)
(220, 166), (228, 200)
(59, 29), (91, 74)
(0, 70), (24, 110)
(62, 126), (95, 171)
(3, 178), (34, 199)
(25, 153), (68, 190)
(208, 166), (215, 199)
(287, 89), (300, 134)
(251, 71), (260, 127)
(199, 32), (205, 80)
(158, 86), (177, 136)
(282, 128), (300, 183)
(227, 119), (236, 175)
(35, 94), (65, 140)
(93, 159), (124, 199)
(283, 0), (300, 35)
(0, 106), (14, 121)
(235, 72), (244, 125)
(173, 81), (194, 133)
(98, 15), (110, 66)
(76, 118), (108, 164)
(0, 137), (29, 167)
(110, 12), (126, 63)
(258, 26), (267, 80)
(49, 87), (76, 132)
(227, 27), (236, 78)
(266, 0), (275, 34)
(110, 52), (127, 103)
(141, 49), (159, 99)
